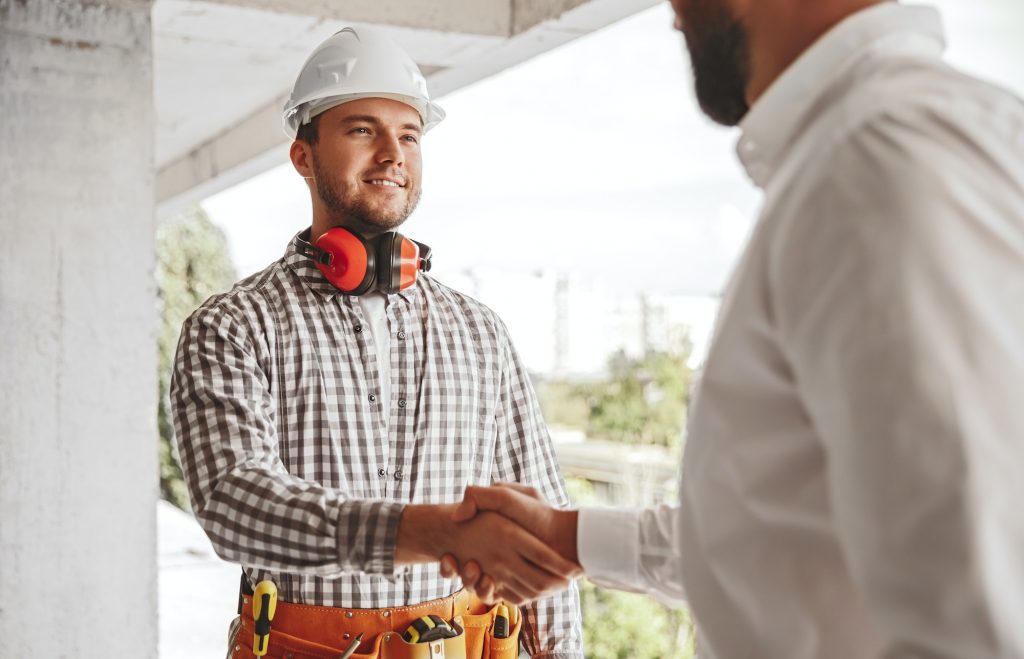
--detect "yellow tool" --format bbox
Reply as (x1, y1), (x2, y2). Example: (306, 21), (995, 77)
(493, 604), (509, 639)
(252, 580), (278, 656)
(402, 614), (458, 643)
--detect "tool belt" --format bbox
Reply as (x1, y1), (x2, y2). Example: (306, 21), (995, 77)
(232, 586), (522, 659)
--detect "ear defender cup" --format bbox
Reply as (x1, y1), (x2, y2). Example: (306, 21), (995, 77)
(377, 232), (423, 294)
(312, 228), (376, 295)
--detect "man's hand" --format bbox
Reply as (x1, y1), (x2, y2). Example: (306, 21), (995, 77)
(439, 484), (582, 603)
(396, 503), (578, 606)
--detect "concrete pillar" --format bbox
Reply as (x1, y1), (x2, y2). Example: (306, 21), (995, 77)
(1, 0), (157, 656)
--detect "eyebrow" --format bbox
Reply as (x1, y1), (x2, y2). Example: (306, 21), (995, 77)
(340, 115), (423, 133)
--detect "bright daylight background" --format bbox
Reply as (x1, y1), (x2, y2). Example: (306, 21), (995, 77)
(158, 2), (1024, 657)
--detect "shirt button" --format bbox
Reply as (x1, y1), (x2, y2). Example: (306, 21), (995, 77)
(377, 468), (386, 477)
(368, 394), (377, 402)
(397, 399), (407, 408)
(394, 470), (403, 481)
(397, 330), (406, 340)
(354, 325), (363, 333)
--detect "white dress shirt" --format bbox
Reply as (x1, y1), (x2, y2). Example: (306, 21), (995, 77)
(577, 4), (1024, 657)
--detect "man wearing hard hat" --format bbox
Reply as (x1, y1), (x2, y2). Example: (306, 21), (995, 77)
(170, 27), (583, 659)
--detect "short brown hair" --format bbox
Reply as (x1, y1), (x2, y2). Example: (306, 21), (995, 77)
(296, 114), (322, 145)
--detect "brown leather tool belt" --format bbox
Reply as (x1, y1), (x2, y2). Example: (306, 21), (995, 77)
(231, 586), (521, 659)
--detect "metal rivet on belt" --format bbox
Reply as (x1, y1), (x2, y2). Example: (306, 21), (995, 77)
(344, 633), (350, 639)
(345, 611), (354, 618)
(385, 634), (393, 642)
(382, 610), (391, 617)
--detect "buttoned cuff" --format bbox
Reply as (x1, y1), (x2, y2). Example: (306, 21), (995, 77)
(336, 500), (405, 575)
(577, 507), (641, 585)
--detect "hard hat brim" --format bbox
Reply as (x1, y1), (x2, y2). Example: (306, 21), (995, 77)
(283, 92), (445, 140)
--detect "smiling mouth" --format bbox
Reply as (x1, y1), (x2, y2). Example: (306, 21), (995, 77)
(366, 179), (405, 188)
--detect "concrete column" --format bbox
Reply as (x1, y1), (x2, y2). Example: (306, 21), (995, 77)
(1, 0), (157, 656)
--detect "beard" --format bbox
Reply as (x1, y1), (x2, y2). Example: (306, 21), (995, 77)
(311, 151), (421, 233)
(681, 0), (751, 127)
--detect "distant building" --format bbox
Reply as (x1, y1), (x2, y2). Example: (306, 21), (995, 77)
(437, 266), (721, 377)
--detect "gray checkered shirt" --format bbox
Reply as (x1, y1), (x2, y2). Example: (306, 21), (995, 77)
(170, 231), (583, 657)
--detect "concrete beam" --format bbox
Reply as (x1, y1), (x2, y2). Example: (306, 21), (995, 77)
(157, 93), (291, 219)
(199, 0), (514, 36)
(1, 0), (158, 655)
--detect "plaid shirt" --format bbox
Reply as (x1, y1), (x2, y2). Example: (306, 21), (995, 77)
(170, 231), (583, 657)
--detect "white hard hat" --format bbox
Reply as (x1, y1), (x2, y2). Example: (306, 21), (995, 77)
(282, 26), (445, 139)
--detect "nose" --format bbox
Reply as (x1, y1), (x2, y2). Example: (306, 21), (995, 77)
(376, 133), (405, 167)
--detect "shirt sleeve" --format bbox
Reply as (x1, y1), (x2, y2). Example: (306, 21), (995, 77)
(773, 103), (1024, 655)
(490, 322), (584, 658)
(170, 301), (404, 577)
(577, 505), (686, 608)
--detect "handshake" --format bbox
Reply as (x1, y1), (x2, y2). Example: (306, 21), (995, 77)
(402, 483), (584, 606)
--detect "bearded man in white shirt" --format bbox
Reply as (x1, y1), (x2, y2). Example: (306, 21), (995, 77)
(442, 0), (1024, 657)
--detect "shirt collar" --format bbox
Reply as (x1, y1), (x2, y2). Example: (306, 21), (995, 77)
(284, 228), (422, 306)
(736, 2), (946, 188)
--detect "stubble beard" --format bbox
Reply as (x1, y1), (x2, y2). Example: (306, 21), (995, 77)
(682, 0), (752, 127)
(311, 151), (422, 234)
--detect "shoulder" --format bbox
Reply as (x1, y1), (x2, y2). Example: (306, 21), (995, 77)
(182, 259), (288, 344)
(780, 59), (1024, 232)
(417, 275), (511, 342)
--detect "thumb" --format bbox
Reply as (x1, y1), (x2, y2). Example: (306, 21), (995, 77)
(450, 490), (480, 522)
(456, 485), (538, 530)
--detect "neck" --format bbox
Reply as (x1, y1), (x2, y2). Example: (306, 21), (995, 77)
(744, 0), (888, 105)
(311, 211), (387, 241)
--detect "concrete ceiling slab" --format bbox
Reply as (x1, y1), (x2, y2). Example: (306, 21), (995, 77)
(152, 0), (659, 217)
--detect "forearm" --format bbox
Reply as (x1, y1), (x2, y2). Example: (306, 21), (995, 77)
(577, 506), (687, 607)
(196, 465), (405, 577)
(395, 503), (458, 565)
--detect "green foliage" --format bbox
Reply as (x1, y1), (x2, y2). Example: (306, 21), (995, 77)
(578, 579), (694, 659)
(535, 379), (592, 430)
(156, 206), (237, 510)
(576, 348), (692, 450)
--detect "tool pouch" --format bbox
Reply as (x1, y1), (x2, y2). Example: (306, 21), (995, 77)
(232, 599), (520, 659)
(455, 601), (522, 659)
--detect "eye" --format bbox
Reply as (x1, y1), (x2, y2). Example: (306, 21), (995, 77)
(350, 127), (371, 135)
(403, 135), (420, 144)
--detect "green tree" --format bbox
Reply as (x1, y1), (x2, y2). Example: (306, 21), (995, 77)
(156, 206), (237, 510)
(577, 347), (692, 450)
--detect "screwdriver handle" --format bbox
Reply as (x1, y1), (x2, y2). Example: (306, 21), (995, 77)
(252, 580), (278, 656)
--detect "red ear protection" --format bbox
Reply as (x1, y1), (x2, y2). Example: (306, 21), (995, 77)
(296, 228), (432, 295)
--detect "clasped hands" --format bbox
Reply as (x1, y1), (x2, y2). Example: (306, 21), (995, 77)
(440, 483), (581, 606)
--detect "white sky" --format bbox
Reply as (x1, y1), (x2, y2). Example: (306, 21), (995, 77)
(202, 0), (1024, 299)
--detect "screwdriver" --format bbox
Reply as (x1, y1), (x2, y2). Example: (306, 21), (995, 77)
(252, 580), (278, 656)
